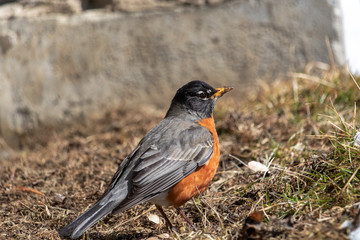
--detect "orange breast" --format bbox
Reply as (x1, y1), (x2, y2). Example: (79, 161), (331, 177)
(166, 117), (220, 207)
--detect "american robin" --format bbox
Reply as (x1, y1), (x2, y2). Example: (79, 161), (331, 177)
(59, 80), (232, 239)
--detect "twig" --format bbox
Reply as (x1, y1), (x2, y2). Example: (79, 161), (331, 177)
(194, 179), (224, 229)
(290, 73), (335, 88)
(15, 186), (45, 196)
(339, 164), (360, 194)
(325, 36), (336, 70)
(192, 198), (208, 228)
(100, 206), (156, 234)
(349, 69), (360, 90)
(228, 154), (250, 169)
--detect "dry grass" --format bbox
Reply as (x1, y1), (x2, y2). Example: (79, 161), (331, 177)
(1, 64), (359, 239)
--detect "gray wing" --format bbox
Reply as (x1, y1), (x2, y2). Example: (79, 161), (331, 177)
(113, 123), (214, 212)
(58, 119), (214, 239)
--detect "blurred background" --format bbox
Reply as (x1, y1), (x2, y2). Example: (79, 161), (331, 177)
(0, 0), (358, 152)
(2, 1), (360, 239)
(340, 0), (360, 74)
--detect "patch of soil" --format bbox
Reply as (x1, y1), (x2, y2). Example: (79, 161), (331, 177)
(0, 103), (349, 239)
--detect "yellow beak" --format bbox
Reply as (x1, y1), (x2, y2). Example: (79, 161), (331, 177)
(211, 86), (233, 99)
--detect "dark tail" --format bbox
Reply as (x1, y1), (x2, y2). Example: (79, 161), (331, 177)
(59, 184), (128, 239)
(59, 200), (120, 239)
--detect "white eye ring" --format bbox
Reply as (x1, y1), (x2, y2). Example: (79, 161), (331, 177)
(197, 91), (207, 99)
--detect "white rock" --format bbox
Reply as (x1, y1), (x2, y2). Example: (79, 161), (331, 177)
(353, 132), (360, 147)
(248, 161), (269, 172)
(351, 226), (360, 240)
(148, 214), (160, 224)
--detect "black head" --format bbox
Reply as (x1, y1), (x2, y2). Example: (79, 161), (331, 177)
(166, 80), (233, 119)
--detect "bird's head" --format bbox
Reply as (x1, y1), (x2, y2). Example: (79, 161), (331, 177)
(166, 80), (233, 119)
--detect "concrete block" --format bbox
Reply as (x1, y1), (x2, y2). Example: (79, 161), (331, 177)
(0, 0), (344, 149)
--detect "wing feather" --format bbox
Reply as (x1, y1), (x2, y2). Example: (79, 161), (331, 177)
(114, 123), (214, 212)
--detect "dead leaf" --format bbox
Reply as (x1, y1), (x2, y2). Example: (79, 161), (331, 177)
(14, 186), (44, 196)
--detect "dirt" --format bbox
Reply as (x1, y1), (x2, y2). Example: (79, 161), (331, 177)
(0, 98), (353, 240)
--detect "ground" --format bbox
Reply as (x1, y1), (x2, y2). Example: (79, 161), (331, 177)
(1, 64), (359, 239)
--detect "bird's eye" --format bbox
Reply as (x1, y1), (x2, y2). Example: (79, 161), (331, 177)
(197, 91), (207, 99)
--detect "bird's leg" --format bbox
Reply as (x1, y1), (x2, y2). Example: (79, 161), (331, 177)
(155, 205), (178, 232)
(175, 207), (198, 232)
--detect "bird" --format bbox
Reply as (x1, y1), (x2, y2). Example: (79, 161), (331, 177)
(58, 80), (233, 239)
